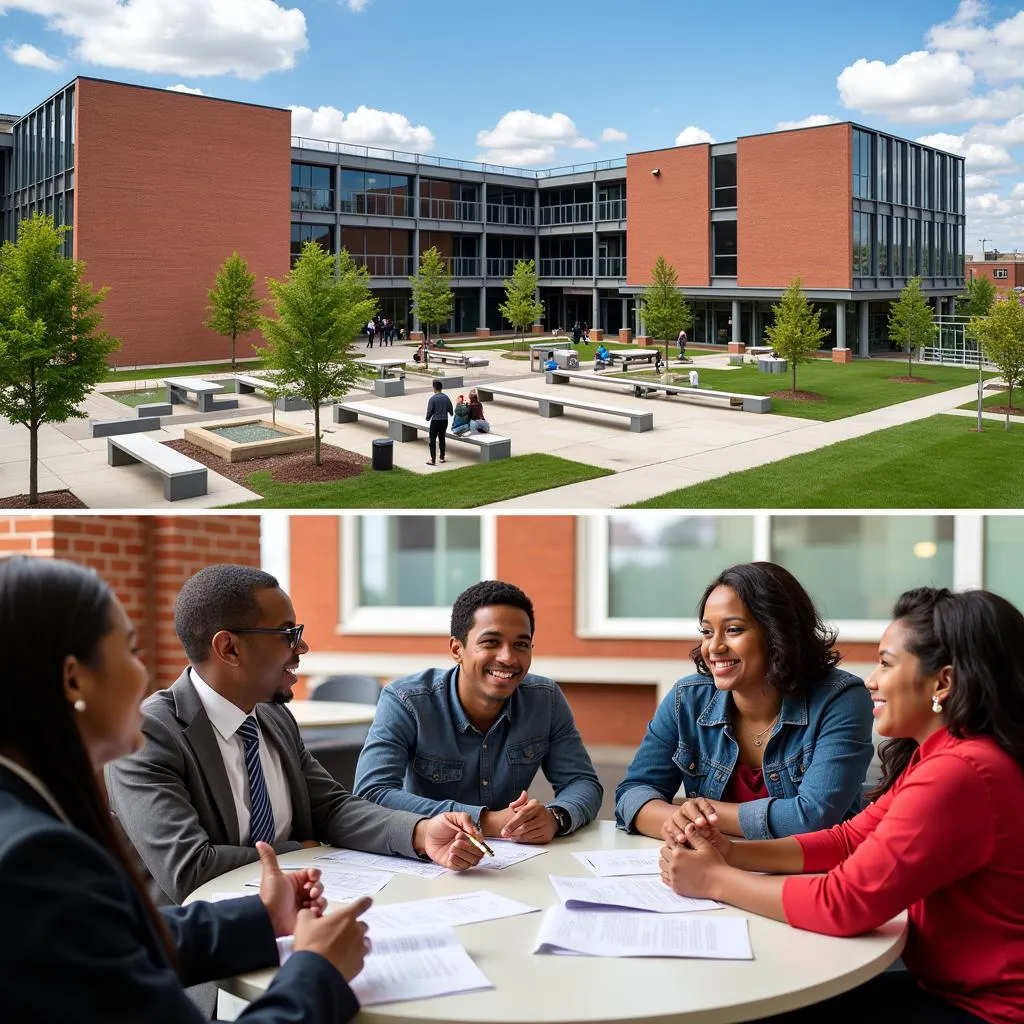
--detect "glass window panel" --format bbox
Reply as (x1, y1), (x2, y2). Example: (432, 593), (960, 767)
(359, 516), (482, 607)
(770, 516), (955, 620)
(607, 515), (755, 618)
(984, 518), (1024, 609)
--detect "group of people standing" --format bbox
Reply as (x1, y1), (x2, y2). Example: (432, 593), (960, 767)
(365, 316), (399, 347)
(424, 380), (489, 465)
(1, 553), (1022, 1023)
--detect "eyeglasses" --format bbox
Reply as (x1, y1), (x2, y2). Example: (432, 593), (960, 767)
(228, 624), (305, 649)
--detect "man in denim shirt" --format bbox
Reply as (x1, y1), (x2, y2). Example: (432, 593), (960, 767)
(354, 581), (602, 843)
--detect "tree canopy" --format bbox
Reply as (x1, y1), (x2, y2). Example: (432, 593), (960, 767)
(956, 275), (997, 320)
(639, 256), (692, 366)
(764, 277), (828, 394)
(888, 276), (937, 380)
(498, 259), (544, 350)
(206, 251), (263, 369)
(410, 246), (454, 348)
(969, 293), (1024, 428)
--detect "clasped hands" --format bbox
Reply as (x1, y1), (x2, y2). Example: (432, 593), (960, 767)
(658, 797), (733, 899)
(482, 790), (558, 844)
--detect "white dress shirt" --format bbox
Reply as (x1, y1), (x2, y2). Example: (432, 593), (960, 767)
(190, 669), (293, 845)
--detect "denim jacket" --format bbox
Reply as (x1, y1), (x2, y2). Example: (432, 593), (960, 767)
(615, 667), (874, 839)
(354, 667), (603, 833)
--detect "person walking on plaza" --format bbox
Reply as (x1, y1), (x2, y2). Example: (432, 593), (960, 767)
(354, 580), (603, 843)
(366, 319), (375, 348)
(424, 379), (453, 465)
(677, 328), (688, 360)
(0, 556), (376, 1024)
(659, 586), (1024, 1024)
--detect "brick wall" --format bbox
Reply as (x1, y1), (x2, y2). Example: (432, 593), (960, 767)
(74, 78), (291, 368)
(969, 262), (1024, 293)
(0, 515), (261, 690)
(738, 124), (852, 289)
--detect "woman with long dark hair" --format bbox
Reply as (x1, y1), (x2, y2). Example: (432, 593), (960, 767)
(660, 587), (1024, 1023)
(0, 556), (370, 1023)
(616, 561), (874, 840)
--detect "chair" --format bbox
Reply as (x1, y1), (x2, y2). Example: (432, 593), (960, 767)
(311, 674), (382, 705)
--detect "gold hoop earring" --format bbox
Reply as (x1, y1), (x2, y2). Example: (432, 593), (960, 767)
(931, 695), (942, 714)
(73, 699), (87, 713)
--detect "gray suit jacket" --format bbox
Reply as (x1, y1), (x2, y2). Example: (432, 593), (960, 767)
(106, 670), (423, 907)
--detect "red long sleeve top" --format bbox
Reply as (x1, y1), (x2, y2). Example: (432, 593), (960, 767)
(782, 728), (1024, 1024)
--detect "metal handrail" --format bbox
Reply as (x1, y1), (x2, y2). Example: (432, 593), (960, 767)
(539, 202), (594, 226)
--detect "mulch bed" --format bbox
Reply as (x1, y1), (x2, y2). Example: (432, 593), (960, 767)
(163, 439), (370, 485)
(768, 390), (824, 402)
(886, 375), (938, 384)
(0, 489), (88, 509)
(986, 405), (1024, 417)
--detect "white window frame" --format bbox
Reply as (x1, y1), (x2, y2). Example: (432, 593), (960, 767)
(338, 514), (497, 635)
(577, 513), (985, 644)
(993, 268), (1008, 279)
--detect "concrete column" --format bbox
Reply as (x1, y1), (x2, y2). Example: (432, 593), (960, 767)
(479, 285), (487, 332)
(411, 174), (421, 333)
(592, 286), (600, 331)
(592, 179), (599, 288)
(621, 297), (628, 332)
(835, 301), (847, 349)
(731, 299), (741, 344)
(479, 182), (488, 330)
(858, 300), (869, 358)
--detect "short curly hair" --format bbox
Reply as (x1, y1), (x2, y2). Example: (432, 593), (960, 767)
(175, 563), (280, 664)
(450, 580), (535, 643)
(690, 561), (840, 695)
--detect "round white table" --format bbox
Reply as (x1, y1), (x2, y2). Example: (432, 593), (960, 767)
(285, 700), (377, 728)
(188, 821), (906, 1024)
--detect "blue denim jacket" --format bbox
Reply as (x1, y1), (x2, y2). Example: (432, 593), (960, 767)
(354, 667), (603, 833)
(615, 667), (873, 839)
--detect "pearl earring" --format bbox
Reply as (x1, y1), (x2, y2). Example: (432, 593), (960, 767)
(73, 699), (87, 713)
(931, 695), (942, 714)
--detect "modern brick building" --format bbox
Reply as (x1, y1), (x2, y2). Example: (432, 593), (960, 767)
(1, 77), (965, 368)
(967, 252), (1024, 294)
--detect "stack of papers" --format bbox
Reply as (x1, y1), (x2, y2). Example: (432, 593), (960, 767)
(364, 891), (539, 934)
(474, 839), (549, 870)
(549, 874), (724, 914)
(246, 865), (392, 903)
(315, 849), (447, 879)
(533, 907), (753, 960)
(572, 849), (661, 876)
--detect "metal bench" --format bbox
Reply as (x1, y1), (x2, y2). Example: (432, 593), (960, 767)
(107, 433), (208, 500)
(607, 350), (660, 371)
(358, 359), (407, 379)
(476, 384), (653, 432)
(163, 376), (238, 413)
(546, 369), (772, 414)
(332, 401), (511, 461)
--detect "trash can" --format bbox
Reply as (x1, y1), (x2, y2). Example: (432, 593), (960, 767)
(371, 437), (394, 470)
(553, 350), (580, 370)
(688, 370), (700, 388)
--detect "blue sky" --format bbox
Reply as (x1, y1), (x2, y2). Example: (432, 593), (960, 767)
(2, 0), (1024, 251)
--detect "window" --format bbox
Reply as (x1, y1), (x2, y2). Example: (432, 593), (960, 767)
(290, 222), (333, 265)
(877, 215), (890, 276)
(853, 130), (873, 199)
(907, 146), (919, 206)
(712, 220), (737, 277)
(892, 141), (905, 205)
(907, 219), (919, 276)
(892, 217), (904, 276)
(291, 163), (333, 211)
(877, 136), (890, 202)
(984, 517), (1024, 609)
(853, 212), (873, 277)
(340, 516), (496, 634)
(994, 268), (1009, 280)
(712, 154), (737, 208)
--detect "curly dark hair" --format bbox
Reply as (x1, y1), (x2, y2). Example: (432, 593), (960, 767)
(450, 580), (535, 643)
(868, 586), (1024, 799)
(690, 561), (840, 694)
(174, 564), (280, 664)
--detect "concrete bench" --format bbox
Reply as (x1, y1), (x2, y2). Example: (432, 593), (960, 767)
(163, 376), (238, 413)
(747, 345), (775, 357)
(358, 359), (407, 379)
(476, 384), (653, 432)
(234, 374), (310, 411)
(608, 350), (660, 371)
(332, 401), (511, 462)
(91, 417), (162, 438)
(137, 402), (172, 418)
(107, 433), (208, 500)
(421, 350), (489, 369)
(757, 357), (788, 374)
(547, 368), (772, 414)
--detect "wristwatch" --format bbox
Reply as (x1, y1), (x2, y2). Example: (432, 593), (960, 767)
(548, 805), (572, 836)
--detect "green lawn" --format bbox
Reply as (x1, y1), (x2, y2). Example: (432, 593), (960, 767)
(956, 390), (1024, 417)
(224, 453), (611, 508)
(108, 387), (167, 407)
(628, 414), (1024, 509)
(626, 360), (991, 422)
(105, 360), (263, 382)
(447, 339), (638, 353)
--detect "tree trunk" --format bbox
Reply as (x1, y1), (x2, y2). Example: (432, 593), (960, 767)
(791, 361), (797, 395)
(28, 423), (39, 506)
(231, 332), (237, 370)
(1007, 383), (1013, 431)
(908, 348), (913, 379)
(424, 325), (429, 371)
(313, 404), (322, 465)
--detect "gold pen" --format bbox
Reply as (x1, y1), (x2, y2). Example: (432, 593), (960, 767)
(461, 830), (495, 857)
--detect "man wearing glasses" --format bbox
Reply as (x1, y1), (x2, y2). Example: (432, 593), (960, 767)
(106, 564), (484, 1005)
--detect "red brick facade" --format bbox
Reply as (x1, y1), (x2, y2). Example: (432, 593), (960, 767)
(73, 79), (291, 368)
(969, 261), (1024, 293)
(0, 515), (261, 691)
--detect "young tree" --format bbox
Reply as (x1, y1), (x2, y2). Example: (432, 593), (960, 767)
(639, 255), (692, 366)
(409, 246), (454, 369)
(498, 259), (544, 351)
(0, 213), (119, 505)
(258, 243), (376, 465)
(206, 251), (263, 369)
(764, 277), (828, 395)
(888, 276), (937, 380)
(969, 293), (1024, 430)
(956, 275), (997, 320)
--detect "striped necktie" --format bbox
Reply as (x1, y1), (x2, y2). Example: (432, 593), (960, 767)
(237, 716), (275, 846)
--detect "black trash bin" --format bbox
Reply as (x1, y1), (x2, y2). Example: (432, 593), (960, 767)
(371, 437), (394, 470)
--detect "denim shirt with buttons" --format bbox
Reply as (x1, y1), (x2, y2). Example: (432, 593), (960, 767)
(353, 666), (603, 833)
(614, 667), (874, 840)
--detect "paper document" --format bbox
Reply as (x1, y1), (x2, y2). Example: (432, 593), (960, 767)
(549, 874), (723, 913)
(364, 890), (539, 935)
(352, 927), (493, 1006)
(247, 865), (392, 903)
(473, 838), (549, 870)
(572, 849), (661, 876)
(533, 907), (753, 960)
(316, 849), (447, 879)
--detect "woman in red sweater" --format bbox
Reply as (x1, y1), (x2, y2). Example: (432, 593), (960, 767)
(660, 586), (1024, 1024)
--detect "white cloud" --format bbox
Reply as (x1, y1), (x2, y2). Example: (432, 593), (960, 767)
(2, 0), (307, 79)
(674, 125), (715, 146)
(966, 172), (999, 190)
(927, 1), (1024, 84)
(916, 131), (965, 153)
(290, 104), (435, 152)
(774, 114), (839, 131)
(601, 127), (627, 143)
(166, 83), (203, 95)
(837, 51), (975, 121)
(916, 132), (1013, 169)
(343, 0), (370, 9)
(1012, 182), (1024, 200)
(970, 113), (1024, 147)
(4, 41), (62, 71)
(475, 110), (594, 167)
